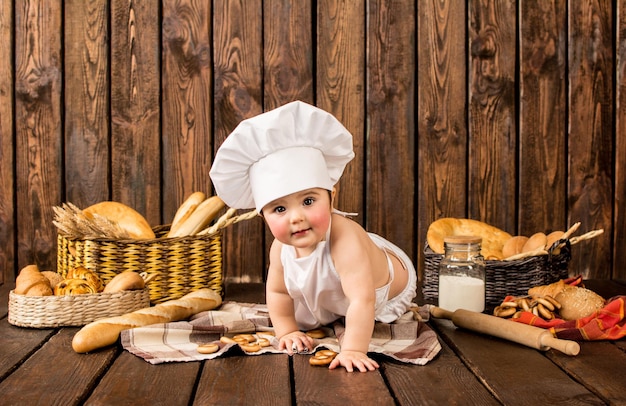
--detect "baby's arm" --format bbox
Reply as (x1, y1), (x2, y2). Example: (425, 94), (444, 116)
(266, 240), (313, 353)
(330, 241), (379, 372)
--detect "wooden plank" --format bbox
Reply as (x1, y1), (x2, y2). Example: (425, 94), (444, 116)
(85, 351), (200, 405)
(417, 0), (467, 278)
(212, 0), (265, 283)
(518, 1), (568, 236)
(64, 0), (110, 206)
(615, 1), (626, 280)
(110, 0), (161, 225)
(567, 0), (613, 279)
(366, 0), (416, 259)
(15, 0), (63, 270)
(381, 342), (499, 405)
(0, 328), (117, 405)
(430, 318), (605, 404)
(0, 0), (14, 283)
(293, 353), (395, 405)
(468, 0), (517, 233)
(0, 319), (55, 381)
(161, 0), (213, 223)
(547, 341), (626, 405)
(317, 0), (366, 220)
(195, 353), (291, 405)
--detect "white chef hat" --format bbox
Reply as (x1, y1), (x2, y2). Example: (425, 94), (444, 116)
(209, 100), (354, 212)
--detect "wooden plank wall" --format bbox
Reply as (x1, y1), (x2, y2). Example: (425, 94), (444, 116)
(1, 0), (625, 285)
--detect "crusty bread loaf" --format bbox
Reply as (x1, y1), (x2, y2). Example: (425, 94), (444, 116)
(555, 287), (605, 321)
(427, 218), (512, 260)
(83, 201), (155, 240)
(103, 271), (145, 293)
(15, 265), (53, 296)
(167, 191), (206, 237)
(72, 288), (222, 353)
(167, 196), (225, 238)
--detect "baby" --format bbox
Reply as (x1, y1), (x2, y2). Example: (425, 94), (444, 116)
(210, 101), (417, 372)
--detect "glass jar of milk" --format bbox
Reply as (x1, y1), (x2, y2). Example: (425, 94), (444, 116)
(438, 235), (485, 312)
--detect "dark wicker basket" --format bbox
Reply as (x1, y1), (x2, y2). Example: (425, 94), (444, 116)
(423, 241), (571, 307)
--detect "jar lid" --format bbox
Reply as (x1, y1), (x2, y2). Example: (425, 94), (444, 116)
(443, 235), (482, 244)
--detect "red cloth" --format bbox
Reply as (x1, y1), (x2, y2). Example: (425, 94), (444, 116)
(502, 276), (626, 341)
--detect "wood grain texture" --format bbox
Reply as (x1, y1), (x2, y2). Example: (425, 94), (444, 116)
(15, 0), (62, 270)
(161, 0), (213, 223)
(417, 0), (466, 277)
(567, 0), (613, 279)
(519, 0), (567, 237)
(317, 0), (366, 221)
(367, 0), (415, 259)
(110, 0), (161, 225)
(0, 1), (14, 283)
(213, 0), (265, 283)
(615, 1), (626, 280)
(64, 0), (110, 207)
(468, 0), (516, 234)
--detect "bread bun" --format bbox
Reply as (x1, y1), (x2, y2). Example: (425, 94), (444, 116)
(83, 201), (155, 240)
(41, 271), (64, 289)
(555, 287), (605, 321)
(103, 271), (145, 293)
(15, 264), (53, 296)
(66, 266), (104, 292)
(427, 218), (512, 260)
(522, 232), (547, 253)
(502, 236), (529, 258)
(54, 278), (99, 295)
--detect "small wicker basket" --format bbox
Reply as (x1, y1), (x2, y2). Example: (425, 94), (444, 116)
(56, 210), (256, 304)
(8, 288), (150, 328)
(422, 242), (571, 307)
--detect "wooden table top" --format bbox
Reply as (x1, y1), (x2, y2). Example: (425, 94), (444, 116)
(1, 280), (625, 405)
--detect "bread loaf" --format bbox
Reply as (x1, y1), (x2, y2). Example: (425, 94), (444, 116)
(427, 218), (512, 260)
(72, 288), (222, 353)
(167, 196), (225, 237)
(103, 271), (145, 293)
(167, 191), (206, 237)
(15, 265), (53, 296)
(83, 201), (155, 240)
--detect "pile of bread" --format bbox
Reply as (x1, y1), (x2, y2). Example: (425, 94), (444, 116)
(53, 192), (226, 241)
(493, 279), (606, 321)
(14, 264), (145, 296)
(427, 218), (603, 260)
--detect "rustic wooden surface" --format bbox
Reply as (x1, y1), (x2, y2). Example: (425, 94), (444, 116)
(0, 280), (624, 405)
(2, 1), (626, 285)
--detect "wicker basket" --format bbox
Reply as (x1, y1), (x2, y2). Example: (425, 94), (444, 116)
(422, 242), (571, 307)
(56, 210), (256, 305)
(8, 288), (150, 328)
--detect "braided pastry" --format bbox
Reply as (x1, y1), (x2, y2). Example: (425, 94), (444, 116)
(54, 278), (99, 295)
(66, 266), (104, 292)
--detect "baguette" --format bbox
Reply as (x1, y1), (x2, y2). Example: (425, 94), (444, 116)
(167, 196), (225, 237)
(72, 288), (222, 353)
(167, 191), (206, 237)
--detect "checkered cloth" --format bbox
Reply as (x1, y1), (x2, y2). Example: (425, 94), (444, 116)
(120, 301), (441, 365)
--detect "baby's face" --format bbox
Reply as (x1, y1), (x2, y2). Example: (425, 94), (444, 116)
(261, 188), (332, 255)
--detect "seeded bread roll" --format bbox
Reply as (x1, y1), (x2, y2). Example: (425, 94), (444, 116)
(555, 287), (605, 321)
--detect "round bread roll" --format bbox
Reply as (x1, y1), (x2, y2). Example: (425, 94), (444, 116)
(521, 232), (547, 253)
(502, 236), (529, 258)
(427, 218), (512, 260)
(545, 230), (565, 254)
(555, 287), (605, 321)
(41, 271), (65, 289)
(103, 271), (145, 293)
(83, 201), (155, 240)
(15, 265), (53, 296)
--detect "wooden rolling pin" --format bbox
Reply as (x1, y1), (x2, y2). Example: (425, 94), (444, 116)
(430, 306), (580, 356)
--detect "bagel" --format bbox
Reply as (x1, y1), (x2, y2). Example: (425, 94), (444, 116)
(427, 218), (512, 260)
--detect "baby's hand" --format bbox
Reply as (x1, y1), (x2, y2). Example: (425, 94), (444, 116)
(278, 331), (314, 355)
(329, 350), (379, 372)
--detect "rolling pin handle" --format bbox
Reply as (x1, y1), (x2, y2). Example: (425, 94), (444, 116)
(540, 333), (580, 356)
